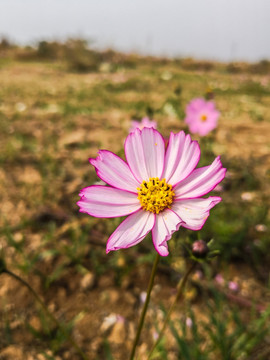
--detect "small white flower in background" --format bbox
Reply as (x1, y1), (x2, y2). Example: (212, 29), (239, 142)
(15, 102), (27, 112)
(255, 224), (267, 232)
(100, 314), (118, 333)
(241, 192), (254, 201)
(160, 71), (173, 81)
(140, 292), (147, 305)
(163, 102), (177, 117)
(99, 62), (112, 73)
(100, 314), (125, 333)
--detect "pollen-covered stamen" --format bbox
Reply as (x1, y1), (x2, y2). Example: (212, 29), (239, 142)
(200, 114), (207, 122)
(137, 177), (175, 214)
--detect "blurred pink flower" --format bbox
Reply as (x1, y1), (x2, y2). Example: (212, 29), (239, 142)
(140, 292), (147, 304)
(152, 330), (159, 341)
(186, 317), (193, 328)
(215, 273), (225, 285)
(78, 128), (226, 256)
(228, 281), (239, 292)
(130, 117), (157, 133)
(184, 98), (220, 136)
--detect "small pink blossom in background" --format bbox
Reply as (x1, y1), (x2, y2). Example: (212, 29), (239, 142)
(78, 128), (226, 256)
(184, 98), (220, 136)
(228, 281), (239, 292)
(152, 331), (159, 341)
(215, 274), (239, 292)
(116, 315), (125, 323)
(186, 317), (193, 328)
(215, 273), (225, 285)
(129, 117), (157, 133)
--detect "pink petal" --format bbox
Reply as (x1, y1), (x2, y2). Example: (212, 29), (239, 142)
(152, 209), (183, 256)
(162, 131), (200, 186)
(172, 197), (221, 230)
(186, 98), (205, 114)
(174, 156), (226, 199)
(125, 128), (165, 183)
(77, 186), (141, 218)
(129, 118), (157, 133)
(205, 101), (216, 111)
(90, 150), (139, 193)
(191, 118), (217, 136)
(129, 120), (141, 133)
(106, 210), (155, 253)
(141, 117), (157, 129)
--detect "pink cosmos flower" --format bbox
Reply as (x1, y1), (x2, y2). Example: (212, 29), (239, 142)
(78, 128), (226, 256)
(184, 98), (220, 136)
(228, 281), (239, 292)
(129, 117), (157, 133)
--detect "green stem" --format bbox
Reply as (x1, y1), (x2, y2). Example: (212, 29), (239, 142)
(147, 261), (196, 359)
(129, 253), (160, 360)
(3, 269), (89, 360)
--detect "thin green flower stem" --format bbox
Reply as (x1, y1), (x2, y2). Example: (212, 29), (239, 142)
(3, 269), (89, 360)
(129, 253), (160, 360)
(147, 261), (196, 360)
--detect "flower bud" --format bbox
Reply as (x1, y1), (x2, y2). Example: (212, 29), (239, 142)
(192, 240), (209, 259)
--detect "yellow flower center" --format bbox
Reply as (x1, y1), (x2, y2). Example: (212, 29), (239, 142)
(201, 114), (207, 122)
(137, 177), (175, 214)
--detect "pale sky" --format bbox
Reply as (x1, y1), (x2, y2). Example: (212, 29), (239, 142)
(0, 0), (270, 62)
